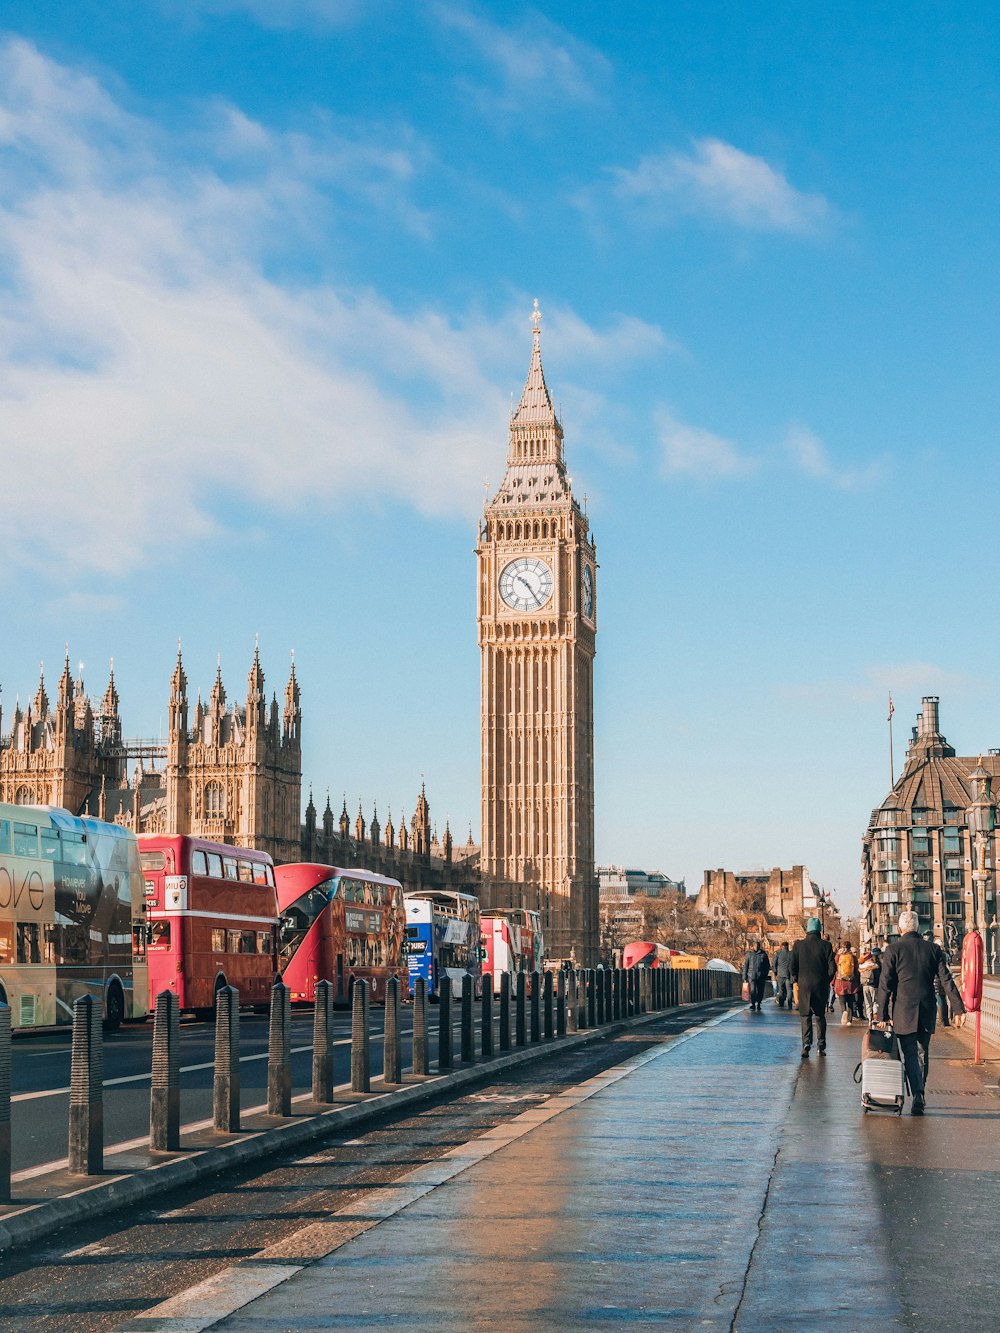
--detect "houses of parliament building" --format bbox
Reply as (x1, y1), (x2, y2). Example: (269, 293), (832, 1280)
(0, 646), (479, 899)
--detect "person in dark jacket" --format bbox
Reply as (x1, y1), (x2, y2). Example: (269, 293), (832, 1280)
(741, 941), (770, 1011)
(875, 910), (966, 1115)
(772, 942), (793, 1008)
(791, 917), (836, 1057)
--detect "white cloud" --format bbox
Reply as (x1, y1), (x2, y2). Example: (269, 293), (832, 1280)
(784, 424), (884, 490)
(162, 0), (373, 29)
(658, 412), (757, 480)
(0, 39), (659, 580)
(431, 3), (611, 109)
(612, 137), (831, 234)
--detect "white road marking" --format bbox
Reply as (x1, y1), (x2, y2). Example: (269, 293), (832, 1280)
(118, 1011), (732, 1333)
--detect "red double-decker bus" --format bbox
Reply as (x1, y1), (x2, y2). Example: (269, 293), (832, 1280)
(275, 863), (408, 1005)
(138, 835), (279, 1017)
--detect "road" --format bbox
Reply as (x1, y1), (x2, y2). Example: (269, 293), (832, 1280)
(10, 1005), (474, 1177)
(0, 1004), (729, 1332)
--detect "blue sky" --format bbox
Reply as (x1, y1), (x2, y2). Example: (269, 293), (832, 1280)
(2, 2), (999, 911)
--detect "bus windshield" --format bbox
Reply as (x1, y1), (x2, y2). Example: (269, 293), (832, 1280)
(278, 882), (331, 969)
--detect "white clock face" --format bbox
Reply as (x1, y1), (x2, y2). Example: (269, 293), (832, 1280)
(582, 564), (594, 618)
(499, 557), (553, 611)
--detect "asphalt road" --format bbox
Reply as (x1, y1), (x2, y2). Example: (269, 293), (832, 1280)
(10, 1005), (474, 1176)
(0, 1005), (728, 1332)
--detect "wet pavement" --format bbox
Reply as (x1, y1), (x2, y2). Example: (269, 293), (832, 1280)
(131, 998), (1000, 1332)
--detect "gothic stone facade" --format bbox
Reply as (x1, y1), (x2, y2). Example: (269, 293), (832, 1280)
(476, 306), (599, 965)
(696, 864), (843, 948)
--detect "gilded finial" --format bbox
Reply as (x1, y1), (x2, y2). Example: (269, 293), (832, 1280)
(531, 297), (541, 331)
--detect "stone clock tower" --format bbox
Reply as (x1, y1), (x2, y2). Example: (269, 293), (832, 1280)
(477, 302), (598, 965)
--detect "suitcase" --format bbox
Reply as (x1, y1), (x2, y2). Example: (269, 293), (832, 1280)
(855, 1024), (905, 1114)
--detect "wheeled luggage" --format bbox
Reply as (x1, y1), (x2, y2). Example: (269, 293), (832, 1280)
(855, 1023), (905, 1114)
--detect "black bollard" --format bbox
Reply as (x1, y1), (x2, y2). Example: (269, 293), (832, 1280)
(596, 968), (605, 1025)
(556, 970), (566, 1036)
(312, 980), (334, 1104)
(150, 989), (180, 1152)
(0, 1003), (10, 1200)
(438, 975), (453, 1071)
(641, 969), (650, 1014)
(515, 971), (527, 1047)
(461, 975), (475, 1064)
(586, 970), (596, 1027)
(267, 978), (292, 1116)
(69, 994), (104, 1174)
(576, 969), (587, 1030)
(612, 968), (621, 1020)
(543, 970), (554, 1039)
(566, 969), (578, 1033)
(213, 986), (240, 1133)
(384, 977), (402, 1084)
(499, 972), (511, 1051)
(351, 979), (371, 1093)
(481, 974), (494, 1059)
(412, 976), (428, 1075)
(530, 970), (541, 1043)
(604, 967), (613, 1022)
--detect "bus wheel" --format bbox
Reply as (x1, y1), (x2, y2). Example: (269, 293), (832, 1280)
(104, 982), (125, 1032)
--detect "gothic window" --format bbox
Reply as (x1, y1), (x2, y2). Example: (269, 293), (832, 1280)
(14, 786), (34, 806)
(205, 781), (225, 819)
(262, 788), (270, 826)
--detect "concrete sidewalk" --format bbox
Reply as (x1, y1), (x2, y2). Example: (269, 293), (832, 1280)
(132, 1001), (1000, 1332)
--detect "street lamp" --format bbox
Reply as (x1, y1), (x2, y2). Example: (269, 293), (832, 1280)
(968, 758), (994, 939)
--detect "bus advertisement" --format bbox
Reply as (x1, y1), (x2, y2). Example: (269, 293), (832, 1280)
(139, 834), (279, 1016)
(480, 908), (544, 994)
(404, 890), (482, 999)
(275, 864), (407, 1005)
(0, 803), (148, 1030)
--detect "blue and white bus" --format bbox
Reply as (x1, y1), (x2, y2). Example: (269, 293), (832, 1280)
(0, 803), (149, 1030)
(404, 889), (483, 1000)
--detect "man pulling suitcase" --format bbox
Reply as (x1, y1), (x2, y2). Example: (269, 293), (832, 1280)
(874, 910), (966, 1115)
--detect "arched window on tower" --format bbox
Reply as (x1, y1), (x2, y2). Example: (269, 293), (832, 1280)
(205, 781), (225, 819)
(14, 786), (34, 806)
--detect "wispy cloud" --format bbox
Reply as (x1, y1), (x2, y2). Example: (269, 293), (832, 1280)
(779, 664), (984, 708)
(658, 412), (757, 480)
(431, 3), (611, 110)
(0, 39), (658, 582)
(784, 425), (885, 490)
(608, 137), (832, 234)
(161, 0), (373, 30)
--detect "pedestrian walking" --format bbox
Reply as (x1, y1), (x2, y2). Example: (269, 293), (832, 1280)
(875, 910), (966, 1115)
(741, 941), (770, 1012)
(791, 917), (835, 1057)
(834, 942), (861, 1025)
(772, 941), (793, 1008)
(858, 944), (879, 1022)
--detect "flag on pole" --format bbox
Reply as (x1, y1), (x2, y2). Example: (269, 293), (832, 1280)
(887, 694), (894, 722)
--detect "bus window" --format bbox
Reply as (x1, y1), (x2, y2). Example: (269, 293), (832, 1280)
(0, 923), (12, 964)
(265, 865), (275, 887)
(207, 853), (223, 879)
(40, 830), (60, 860)
(62, 832), (87, 866)
(191, 849), (208, 876)
(223, 857), (238, 881)
(132, 922), (147, 961)
(149, 921), (171, 949)
(240, 929), (256, 953)
(0, 820), (9, 855)
(17, 922), (41, 964)
(13, 824), (38, 858)
(256, 931), (271, 955)
(141, 851), (167, 873)
(211, 928), (226, 952)
(237, 861), (254, 884)
(253, 863), (269, 885)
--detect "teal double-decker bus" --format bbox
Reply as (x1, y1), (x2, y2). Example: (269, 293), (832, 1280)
(0, 803), (148, 1030)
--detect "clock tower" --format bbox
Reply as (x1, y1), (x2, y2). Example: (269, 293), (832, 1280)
(477, 302), (598, 965)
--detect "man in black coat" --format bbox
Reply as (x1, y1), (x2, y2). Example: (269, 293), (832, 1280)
(791, 917), (835, 1057)
(741, 941), (770, 1011)
(875, 910), (966, 1115)
(772, 942), (793, 1008)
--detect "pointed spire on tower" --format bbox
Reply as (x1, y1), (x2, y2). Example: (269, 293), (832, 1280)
(283, 650), (300, 741)
(102, 659), (120, 716)
(33, 663), (49, 718)
(340, 797), (350, 840)
(511, 299), (559, 429)
(57, 647), (73, 708)
(211, 655), (226, 712)
(170, 642), (187, 701)
(355, 799), (366, 843)
(247, 634), (265, 704)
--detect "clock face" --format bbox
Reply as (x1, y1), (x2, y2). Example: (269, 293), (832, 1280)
(499, 557), (553, 612)
(582, 563), (594, 618)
